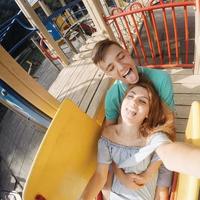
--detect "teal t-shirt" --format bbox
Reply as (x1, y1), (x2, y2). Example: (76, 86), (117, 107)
(105, 67), (175, 121)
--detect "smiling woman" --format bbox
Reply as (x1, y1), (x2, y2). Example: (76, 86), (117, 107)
(79, 76), (175, 200)
(121, 85), (150, 125)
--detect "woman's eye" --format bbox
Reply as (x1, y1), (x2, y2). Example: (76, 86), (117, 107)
(139, 99), (147, 104)
(127, 95), (133, 99)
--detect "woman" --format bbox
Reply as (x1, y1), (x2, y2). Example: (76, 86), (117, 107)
(79, 77), (175, 200)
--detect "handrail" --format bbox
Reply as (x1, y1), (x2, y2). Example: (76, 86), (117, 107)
(39, 37), (60, 61)
(0, 10), (37, 54)
(104, 0), (195, 68)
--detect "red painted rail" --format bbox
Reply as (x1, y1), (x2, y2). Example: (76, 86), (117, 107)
(104, 0), (195, 68)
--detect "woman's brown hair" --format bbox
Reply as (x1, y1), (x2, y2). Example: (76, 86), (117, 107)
(126, 75), (176, 141)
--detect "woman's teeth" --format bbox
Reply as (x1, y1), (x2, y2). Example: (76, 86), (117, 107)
(126, 109), (136, 116)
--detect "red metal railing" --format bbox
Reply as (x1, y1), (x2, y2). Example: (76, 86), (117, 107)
(104, 0), (195, 68)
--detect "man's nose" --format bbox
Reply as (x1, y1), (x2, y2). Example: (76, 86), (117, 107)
(115, 62), (124, 72)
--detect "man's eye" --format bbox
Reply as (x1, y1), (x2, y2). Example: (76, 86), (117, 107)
(108, 66), (114, 72)
(119, 54), (125, 60)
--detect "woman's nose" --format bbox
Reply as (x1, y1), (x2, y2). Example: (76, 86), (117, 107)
(132, 99), (137, 108)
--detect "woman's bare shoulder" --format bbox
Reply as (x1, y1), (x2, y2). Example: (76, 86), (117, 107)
(101, 125), (118, 140)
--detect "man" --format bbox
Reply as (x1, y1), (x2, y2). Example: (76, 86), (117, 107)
(92, 39), (175, 199)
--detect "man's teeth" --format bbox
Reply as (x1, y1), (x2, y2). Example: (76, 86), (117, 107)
(123, 69), (132, 78)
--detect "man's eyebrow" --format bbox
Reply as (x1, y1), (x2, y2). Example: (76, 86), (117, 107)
(116, 51), (123, 58)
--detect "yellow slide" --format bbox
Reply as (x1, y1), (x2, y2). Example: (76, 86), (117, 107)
(23, 100), (200, 200)
(173, 101), (200, 200)
(23, 100), (101, 200)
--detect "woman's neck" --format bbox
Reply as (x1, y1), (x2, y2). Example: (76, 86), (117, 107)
(118, 121), (140, 138)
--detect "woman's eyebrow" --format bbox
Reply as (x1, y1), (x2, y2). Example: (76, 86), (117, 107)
(129, 90), (149, 100)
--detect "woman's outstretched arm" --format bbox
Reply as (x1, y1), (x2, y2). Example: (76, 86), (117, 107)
(156, 142), (200, 178)
(79, 163), (109, 200)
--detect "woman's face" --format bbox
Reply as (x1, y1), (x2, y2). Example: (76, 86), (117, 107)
(121, 86), (150, 125)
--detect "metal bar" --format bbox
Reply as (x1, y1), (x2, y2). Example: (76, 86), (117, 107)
(130, 4), (148, 64)
(9, 30), (37, 54)
(171, 6), (179, 63)
(105, 2), (195, 20)
(122, 15), (141, 65)
(113, 18), (128, 49)
(149, 9), (163, 64)
(141, 10), (156, 64)
(184, 6), (189, 64)
(145, 63), (193, 68)
(162, 7), (172, 63)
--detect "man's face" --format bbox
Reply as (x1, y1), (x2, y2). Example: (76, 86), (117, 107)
(98, 44), (139, 84)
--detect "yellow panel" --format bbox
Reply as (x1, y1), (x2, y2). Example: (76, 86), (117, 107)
(174, 101), (200, 200)
(23, 99), (101, 200)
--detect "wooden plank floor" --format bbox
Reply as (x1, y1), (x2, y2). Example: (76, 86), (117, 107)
(48, 58), (111, 118)
(165, 68), (200, 141)
(0, 58), (60, 193)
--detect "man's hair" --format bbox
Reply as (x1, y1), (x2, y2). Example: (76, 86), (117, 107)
(92, 39), (122, 65)
(126, 75), (175, 141)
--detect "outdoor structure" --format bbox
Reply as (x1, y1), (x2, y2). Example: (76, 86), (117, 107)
(0, 0), (200, 199)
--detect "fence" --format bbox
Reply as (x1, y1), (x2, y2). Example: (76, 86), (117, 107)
(104, 0), (195, 68)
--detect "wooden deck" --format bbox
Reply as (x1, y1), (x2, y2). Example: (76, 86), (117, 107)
(0, 58), (60, 194)
(48, 59), (111, 118)
(165, 68), (200, 140)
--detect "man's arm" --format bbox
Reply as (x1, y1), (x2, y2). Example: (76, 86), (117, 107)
(156, 142), (200, 178)
(112, 161), (162, 190)
(102, 119), (117, 128)
(79, 164), (109, 200)
(133, 160), (162, 185)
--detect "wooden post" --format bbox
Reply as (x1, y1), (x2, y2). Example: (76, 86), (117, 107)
(59, 0), (66, 7)
(38, 0), (52, 16)
(0, 46), (59, 118)
(114, 0), (122, 7)
(82, 0), (116, 41)
(194, 0), (200, 74)
(15, 0), (69, 66)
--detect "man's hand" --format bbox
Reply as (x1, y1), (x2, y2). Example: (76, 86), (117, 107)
(127, 172), (150, 186)
(112, 163), (144, 190)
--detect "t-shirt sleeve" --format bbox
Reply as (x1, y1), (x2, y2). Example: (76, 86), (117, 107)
(105, 90), (120, 121)
(160, 72), (175, 110)
(97, 138), (112, 164)
(140, 67), (175, 111)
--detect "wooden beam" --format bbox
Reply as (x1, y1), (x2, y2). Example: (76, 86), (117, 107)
(59, 0), (66, 7)
(82, 0), (116, 41)
(0, 46), (60, 118)
(194, 0), (200, 74)
(38, 0), (52, 17)
(15, 0), (69, 66)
